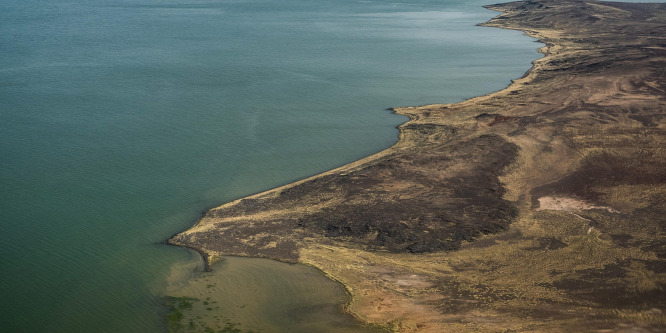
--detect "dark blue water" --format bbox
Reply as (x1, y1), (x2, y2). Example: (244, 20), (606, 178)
(1, 0), (541, 331)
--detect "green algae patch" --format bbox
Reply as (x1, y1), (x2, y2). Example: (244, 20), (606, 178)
(164, 296), (199, 332)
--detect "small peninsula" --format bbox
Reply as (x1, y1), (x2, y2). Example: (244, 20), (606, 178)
(169, 0), (666, 331)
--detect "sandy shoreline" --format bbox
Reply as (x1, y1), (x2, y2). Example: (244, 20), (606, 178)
(169, 0), (666, 331)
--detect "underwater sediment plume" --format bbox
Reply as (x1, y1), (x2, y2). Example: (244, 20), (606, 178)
(170, 0), (666, 331)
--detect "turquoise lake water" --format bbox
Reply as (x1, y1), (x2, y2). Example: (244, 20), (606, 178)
(1, 0), (542, 331)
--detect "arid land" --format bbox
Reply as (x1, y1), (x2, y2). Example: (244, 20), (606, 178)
(168, 0), (666, 331)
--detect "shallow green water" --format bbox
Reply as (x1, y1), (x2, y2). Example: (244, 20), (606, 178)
(167, 257), (382, 333)
(1, 0), (542, 331)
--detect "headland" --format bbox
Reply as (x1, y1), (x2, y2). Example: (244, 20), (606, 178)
(169, 0), (666, 331)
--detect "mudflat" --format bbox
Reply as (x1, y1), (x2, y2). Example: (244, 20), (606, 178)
(169, 0), (666, 331)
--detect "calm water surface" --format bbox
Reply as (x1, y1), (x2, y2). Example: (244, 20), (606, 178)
(167, 257), (382, 332)
(1, 0), (541, 331)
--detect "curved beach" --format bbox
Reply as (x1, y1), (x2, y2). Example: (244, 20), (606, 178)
(170, 0), (666, 331)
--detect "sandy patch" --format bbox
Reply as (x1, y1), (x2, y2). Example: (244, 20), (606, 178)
(537, 196), (619, 213)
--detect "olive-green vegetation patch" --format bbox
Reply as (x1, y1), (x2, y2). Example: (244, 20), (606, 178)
(164, 295), (257, 333)
(164, 296), (199, 332)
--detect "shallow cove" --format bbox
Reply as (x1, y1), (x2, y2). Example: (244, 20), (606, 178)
(166, 257), (381, 332)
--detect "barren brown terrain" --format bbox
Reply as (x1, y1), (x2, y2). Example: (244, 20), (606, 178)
(169, 0), (666, 331)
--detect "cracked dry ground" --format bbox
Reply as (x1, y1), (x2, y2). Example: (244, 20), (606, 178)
(170, 0), (666, 331)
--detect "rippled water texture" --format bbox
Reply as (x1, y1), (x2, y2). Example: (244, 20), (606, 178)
(1, 0), (541, 331)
